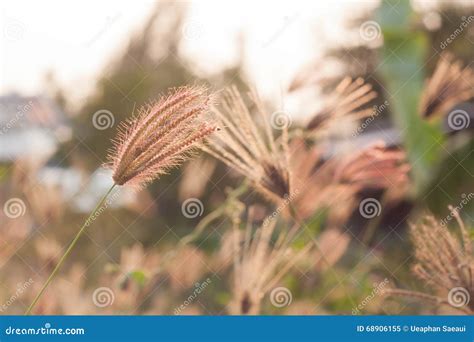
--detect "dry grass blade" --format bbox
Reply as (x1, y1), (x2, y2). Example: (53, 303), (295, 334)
(419, 53), (474, 119)
(201, 86), (290, 204)
(306, 77), (377, 131)
(228, 207), (313, 315)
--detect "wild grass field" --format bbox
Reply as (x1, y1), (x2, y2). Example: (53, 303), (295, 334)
(0, 0), (473, 315)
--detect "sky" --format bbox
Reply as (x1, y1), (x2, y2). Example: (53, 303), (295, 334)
(0, 0), (380, 106)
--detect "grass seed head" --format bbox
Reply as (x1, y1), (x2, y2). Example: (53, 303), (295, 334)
(107, 86), (218, 189)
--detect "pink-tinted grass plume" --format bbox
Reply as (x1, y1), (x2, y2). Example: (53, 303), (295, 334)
(108, 85), (218, 189)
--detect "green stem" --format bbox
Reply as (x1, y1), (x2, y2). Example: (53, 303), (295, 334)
(160, 183), (249, 268)
(178, 208), (224, 247)
(25, 184), (117, 315)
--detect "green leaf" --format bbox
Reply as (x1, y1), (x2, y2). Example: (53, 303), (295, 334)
(377, 0), (444, 193)
(129, 270), (147, 286)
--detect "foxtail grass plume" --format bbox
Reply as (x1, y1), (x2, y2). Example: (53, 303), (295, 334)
(108, 86), (218, 188)
(200, 86), (290, 204)
(419, 53), (474, 119)
(386, 210), (473, 314)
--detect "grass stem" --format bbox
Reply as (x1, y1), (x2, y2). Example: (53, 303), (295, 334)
(25, 184), (117, 315)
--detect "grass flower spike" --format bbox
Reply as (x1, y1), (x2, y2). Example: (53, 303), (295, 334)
(109, 86), (218, 189)
(386, 210), (473, 314)
(201, 86), (291, 204)
(419, 53), (474, 119)
(26, 85), (217, 315)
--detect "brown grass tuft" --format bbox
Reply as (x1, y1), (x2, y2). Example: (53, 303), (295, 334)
(306, 77), (377, 131)
(419, 53), (474, 119)
(288, 140), (409, 221)
(333, 141), (410, 190)
(228, 206), (313, 314)
(200, 86), (291, 204)
(386, 210), (473, 314)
